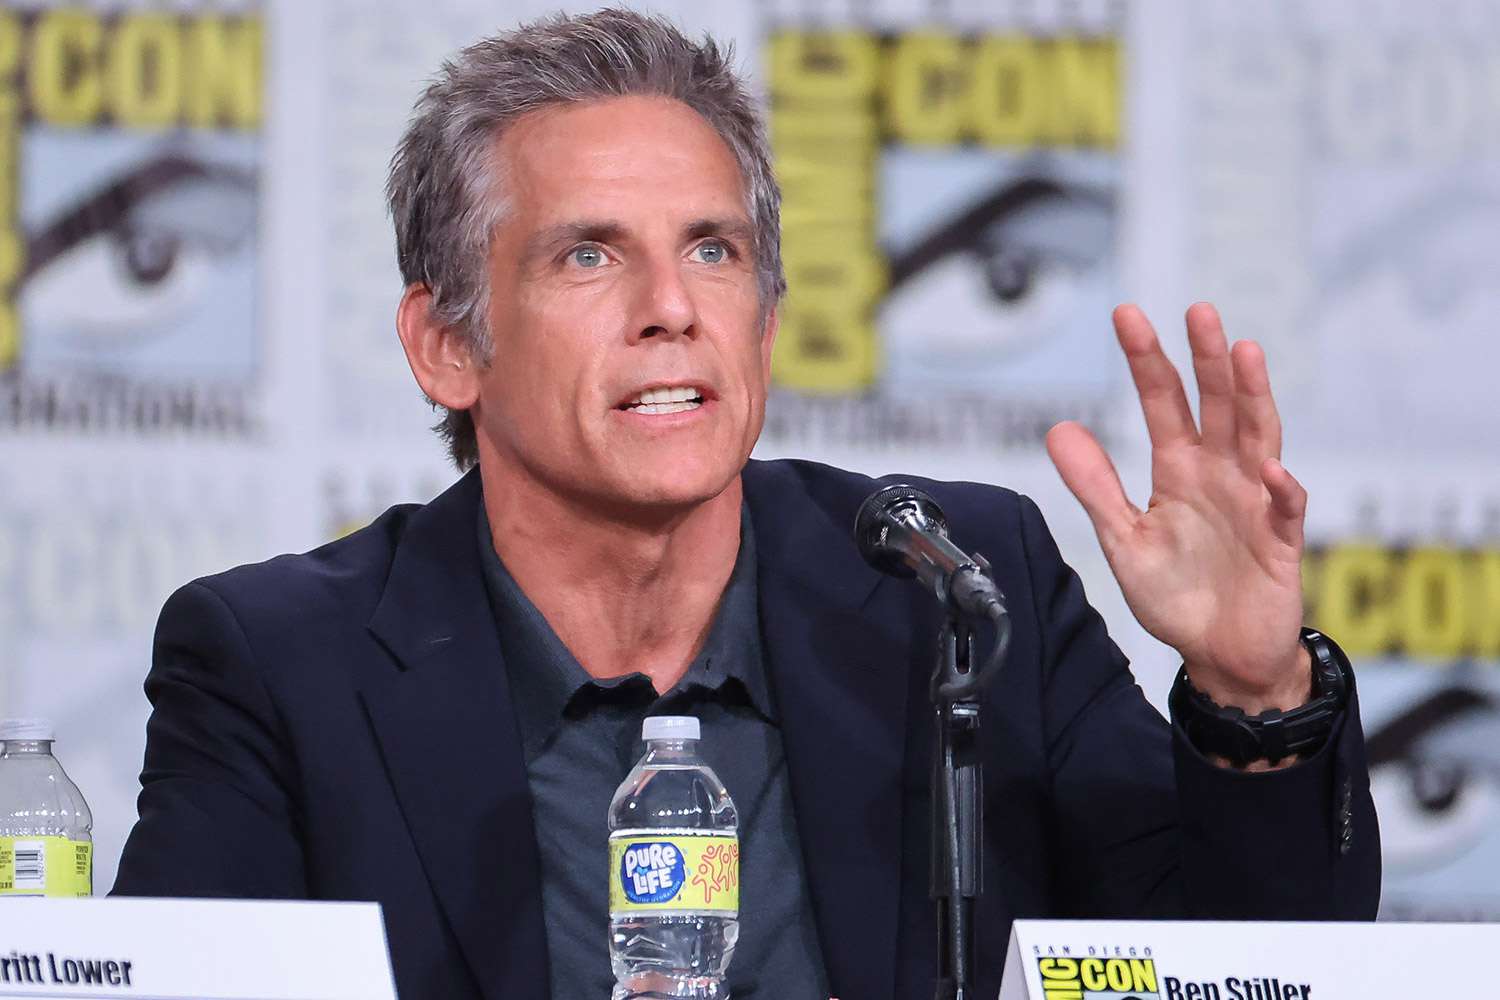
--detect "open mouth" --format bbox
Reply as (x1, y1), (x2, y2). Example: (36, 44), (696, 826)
(618, 385), (705, 415)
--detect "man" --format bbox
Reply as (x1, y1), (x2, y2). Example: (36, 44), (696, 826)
(114, 9), (1379, 1000)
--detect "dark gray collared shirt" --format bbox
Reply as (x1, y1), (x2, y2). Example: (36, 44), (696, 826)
(478, 502), (830, 999)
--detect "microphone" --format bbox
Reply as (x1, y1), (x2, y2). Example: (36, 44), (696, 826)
(859, 485), (1011, 996)
(855, 484), (1006, 622)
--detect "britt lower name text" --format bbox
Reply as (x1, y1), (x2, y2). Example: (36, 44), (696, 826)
(1, 950), (134, 988)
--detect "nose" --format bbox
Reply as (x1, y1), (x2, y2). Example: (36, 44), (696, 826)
(629, 254), (699, 344)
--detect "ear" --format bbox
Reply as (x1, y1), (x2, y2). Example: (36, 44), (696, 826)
(758, 304), (780, 385)
(395, 283), (481, 411)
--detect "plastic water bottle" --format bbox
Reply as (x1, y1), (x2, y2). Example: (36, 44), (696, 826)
(0, 719), (93, 898)
(608, 716), (740, 1000)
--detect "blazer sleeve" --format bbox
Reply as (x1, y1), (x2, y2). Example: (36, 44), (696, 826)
(112, 580), (308, 898)
(1016, 494), (1380, 920)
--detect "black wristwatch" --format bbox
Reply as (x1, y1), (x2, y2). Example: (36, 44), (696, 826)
(1169, 627), (1353, 768)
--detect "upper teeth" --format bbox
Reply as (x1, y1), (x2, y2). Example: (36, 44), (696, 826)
(628, 386), (700, 406)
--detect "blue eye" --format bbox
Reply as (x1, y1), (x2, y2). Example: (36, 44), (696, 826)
(570, 246), (606, 268)
(693, 240), (729, 264)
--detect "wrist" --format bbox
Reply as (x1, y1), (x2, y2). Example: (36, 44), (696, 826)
(1184, 644), (1314, 715)
(1170, 628), (1354, 770)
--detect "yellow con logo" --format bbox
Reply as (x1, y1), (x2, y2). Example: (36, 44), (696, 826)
(1305, 541), (1500, 660)
(766, 28), (1121, 394)
(1037, 956), (1160, 999)
(0, 8), (261, 375)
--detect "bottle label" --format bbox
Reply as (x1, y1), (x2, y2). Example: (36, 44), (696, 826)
(0, 836), (92, 897)
(608, 832), (739, 915)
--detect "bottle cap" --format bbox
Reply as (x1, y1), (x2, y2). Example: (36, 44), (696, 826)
(0, 718), (55, 742)
(642, 715), (700, 742)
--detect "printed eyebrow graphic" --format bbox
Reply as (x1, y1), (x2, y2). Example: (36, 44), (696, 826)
(21, 152), (257, 287)
(1366, 682), (1495, 770)
(882, 175), (1112, 294)
(1317, 186), (1500, 309)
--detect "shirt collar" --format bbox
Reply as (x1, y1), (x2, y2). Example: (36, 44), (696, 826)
(476, 495), (775, 760)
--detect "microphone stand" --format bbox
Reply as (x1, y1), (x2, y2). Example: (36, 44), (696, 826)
(932, 614), (983, 1000)
(926, 562), (1008, 1000)
(850, 484), (1009, 999)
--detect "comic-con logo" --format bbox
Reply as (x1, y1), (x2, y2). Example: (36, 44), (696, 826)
(1037, 956), (1160, 999)
(1305, 540), (1500, 660)
(0, 5), (263, 436)
(619, 841), (687, 904)
(1306, 530), (1500, 916)
(762, 18), (1123, 451)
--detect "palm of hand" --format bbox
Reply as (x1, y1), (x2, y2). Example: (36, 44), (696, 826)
(1047, 303), (1309, 710)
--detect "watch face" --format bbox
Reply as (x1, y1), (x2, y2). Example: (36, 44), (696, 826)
(1303, 630), (1354, 702)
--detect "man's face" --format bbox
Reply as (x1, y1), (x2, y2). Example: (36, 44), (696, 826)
(471, 95), (776, 513)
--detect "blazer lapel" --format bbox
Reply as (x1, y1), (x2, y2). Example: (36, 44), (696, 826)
(744, 461), (918, 1000)
(361, 471), (548, 1000)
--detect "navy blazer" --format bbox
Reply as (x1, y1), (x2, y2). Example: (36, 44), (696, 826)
(114, 459), (1380, 1000)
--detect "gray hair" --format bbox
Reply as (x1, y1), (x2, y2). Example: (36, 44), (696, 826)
(386, 7), (786, 470)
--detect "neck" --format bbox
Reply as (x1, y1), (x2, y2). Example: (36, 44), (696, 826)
(478, 463), (744, 694)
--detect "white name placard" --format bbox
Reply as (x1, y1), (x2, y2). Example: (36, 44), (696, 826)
(1000, 918), (1500, 1000)
(0, 897), (397, 999)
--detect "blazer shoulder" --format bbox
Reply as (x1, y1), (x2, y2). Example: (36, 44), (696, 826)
(170, 501), (423, 640)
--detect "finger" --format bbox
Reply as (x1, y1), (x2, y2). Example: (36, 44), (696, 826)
(1113, 303), (1199, 449)
(1231, 339), (1282, 470)
(1046, 421), (1140, 543)
(1185, 302), (1237, 455)
(1262, 458), (1306, 551)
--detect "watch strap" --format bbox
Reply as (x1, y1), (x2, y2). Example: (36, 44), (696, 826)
(1169, 628), (1353, 768)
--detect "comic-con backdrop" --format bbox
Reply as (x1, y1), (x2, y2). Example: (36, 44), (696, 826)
(2, 0), (1497, 918)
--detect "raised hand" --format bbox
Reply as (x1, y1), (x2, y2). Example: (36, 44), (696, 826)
(1045, 302), (1312, 713)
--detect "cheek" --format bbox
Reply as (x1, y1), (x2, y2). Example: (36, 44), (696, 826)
(494, 293), (615, 415)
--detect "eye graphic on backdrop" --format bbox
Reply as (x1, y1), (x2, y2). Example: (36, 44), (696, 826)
(18, 153), (257, 346)
(1305, 186), (1500, 456)
(1320, 188), (1500, 318)
(1366, 678), (1500, 875)
(878, 173), (1113, 385)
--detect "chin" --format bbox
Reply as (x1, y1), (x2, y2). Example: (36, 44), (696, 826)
(605, 455), (741, 512)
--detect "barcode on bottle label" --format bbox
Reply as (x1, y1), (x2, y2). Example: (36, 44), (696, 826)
(12, 839), (44, 891)
(0, 836), (89, 896)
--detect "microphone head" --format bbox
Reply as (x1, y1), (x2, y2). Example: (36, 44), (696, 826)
(854, 483), (949, 578)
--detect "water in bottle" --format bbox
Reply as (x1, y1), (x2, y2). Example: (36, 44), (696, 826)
(0, 719), (93, 897)
(608, 715), (739, 1000)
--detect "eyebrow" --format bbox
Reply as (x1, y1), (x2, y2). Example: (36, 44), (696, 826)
(521, 217), (756, 261)
(522, 220), (627, 261)
(683, 217), (756, 247)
